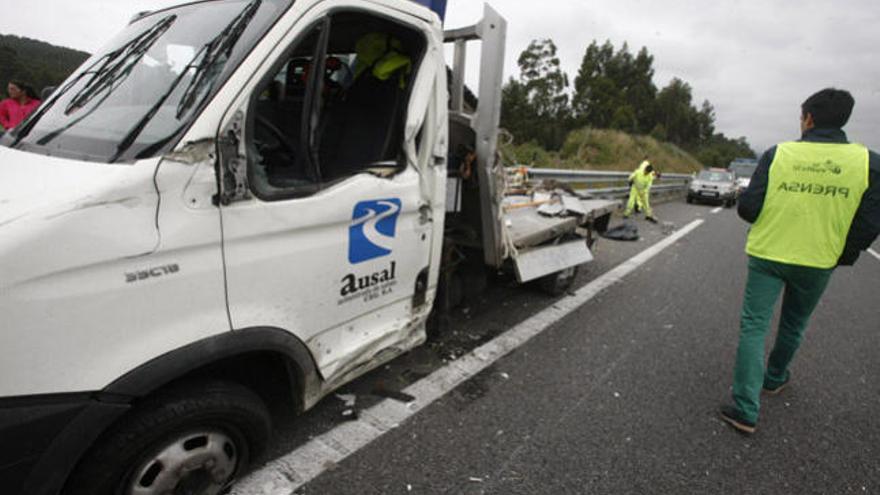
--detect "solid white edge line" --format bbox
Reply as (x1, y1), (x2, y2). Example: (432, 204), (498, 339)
(868, 248), (880, 261)
(231, 219), (706, 495)
(710, 207), (723, 214)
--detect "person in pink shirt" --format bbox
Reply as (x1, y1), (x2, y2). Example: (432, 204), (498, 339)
(0, 80), (41, 130)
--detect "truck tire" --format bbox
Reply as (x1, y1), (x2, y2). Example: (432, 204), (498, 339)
(63, 380), (271, 495)
(537, 265), (580, 296)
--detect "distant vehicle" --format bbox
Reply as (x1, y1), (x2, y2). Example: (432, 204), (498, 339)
(729, 158), (758, 193)
(687, 168), (737, 207)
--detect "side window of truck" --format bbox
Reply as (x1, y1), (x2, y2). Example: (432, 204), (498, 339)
(248, 11), (426, 200)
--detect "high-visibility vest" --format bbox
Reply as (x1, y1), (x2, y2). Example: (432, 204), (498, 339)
(354, 33), (412, 88)
(746, 141), (869, 268)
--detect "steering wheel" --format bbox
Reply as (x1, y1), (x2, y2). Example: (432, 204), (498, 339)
(253, 113), (319, 184)
(254, 114), (297, 157)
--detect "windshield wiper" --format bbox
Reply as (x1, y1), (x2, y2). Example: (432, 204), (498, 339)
(110, 0), (261, 162)
(176, 0), (261, 118)
(66, 15), (177, 115)
(9, 15), (176, 148)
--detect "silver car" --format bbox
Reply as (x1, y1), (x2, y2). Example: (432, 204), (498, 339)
(687, 169), (738, 207)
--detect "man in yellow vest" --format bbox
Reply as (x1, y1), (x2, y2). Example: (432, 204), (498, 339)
(721, 88), (880, 434)
(623, 160), (659, 223)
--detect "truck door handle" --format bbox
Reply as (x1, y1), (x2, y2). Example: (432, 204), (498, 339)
(418, 204), (433, 225)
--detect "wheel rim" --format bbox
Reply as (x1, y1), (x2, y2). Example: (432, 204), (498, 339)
(128, 430), (239, 495)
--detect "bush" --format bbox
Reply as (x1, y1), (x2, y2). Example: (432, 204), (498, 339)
(506, 127), (703, 173)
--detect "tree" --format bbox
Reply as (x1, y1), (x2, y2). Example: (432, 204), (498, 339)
(696, 133), (756, 168)
(696, 100), (716, 143)
(655, 78), (700, 146)
(502, 39), (572, 150)
(500, 36), (756, 167)
(572, 41), (657, 133)
(500, 78), (532, 145)
(0, 35), (89, 96)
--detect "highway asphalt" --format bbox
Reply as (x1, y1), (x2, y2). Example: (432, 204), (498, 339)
(241, 200), (880, 495)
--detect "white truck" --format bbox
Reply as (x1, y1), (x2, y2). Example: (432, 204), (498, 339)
(0, 1), (615, 493)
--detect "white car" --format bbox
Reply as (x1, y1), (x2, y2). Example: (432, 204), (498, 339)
(687, 169), (738, 207)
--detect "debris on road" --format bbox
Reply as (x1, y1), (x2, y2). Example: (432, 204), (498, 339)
(601, 221), (640, 241)
(372, 386), (416, 404)
(336, 394), (358, 420)
(469, 477), (484, 483)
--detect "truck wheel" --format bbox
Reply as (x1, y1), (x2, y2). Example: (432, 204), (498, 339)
(537, 265), (580, 296)
(64, 381), (271, 495)
(686, 195), (693, 204)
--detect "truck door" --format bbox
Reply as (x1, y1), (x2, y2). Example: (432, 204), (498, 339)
(216, 4), (444, 382)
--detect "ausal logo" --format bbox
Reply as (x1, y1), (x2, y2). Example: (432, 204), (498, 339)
(349, 199), (402, 264)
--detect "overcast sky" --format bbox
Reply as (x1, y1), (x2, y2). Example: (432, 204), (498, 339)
(2, 0), (877, 154)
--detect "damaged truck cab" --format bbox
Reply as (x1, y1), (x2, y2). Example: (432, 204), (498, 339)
(0, 1), (614, 494)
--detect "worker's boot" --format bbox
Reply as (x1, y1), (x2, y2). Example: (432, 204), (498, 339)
(719, 404), (756, 434)
(646, 215), (658, 224)
(762, 371), (791, 396)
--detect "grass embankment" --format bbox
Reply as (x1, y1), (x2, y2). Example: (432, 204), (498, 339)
(500, 128), (703, 174)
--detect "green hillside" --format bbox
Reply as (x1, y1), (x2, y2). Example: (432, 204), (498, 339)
(0, 34), (89, 96)
(501, 128), (704, 174)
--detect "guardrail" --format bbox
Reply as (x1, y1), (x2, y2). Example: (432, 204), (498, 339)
(517, 167), (692, 201)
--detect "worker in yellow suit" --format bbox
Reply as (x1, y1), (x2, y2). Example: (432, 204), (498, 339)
(624, 160), (658, 223)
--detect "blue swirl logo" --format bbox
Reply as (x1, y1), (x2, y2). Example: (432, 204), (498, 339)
(349, 199), (402, 264)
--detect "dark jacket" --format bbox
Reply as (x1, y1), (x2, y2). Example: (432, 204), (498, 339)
(738, 127), (880, 266)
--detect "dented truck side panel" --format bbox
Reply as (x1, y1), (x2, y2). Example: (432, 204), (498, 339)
(213, 0), (446, 385)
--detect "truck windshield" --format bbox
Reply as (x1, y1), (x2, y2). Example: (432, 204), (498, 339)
(0, 0), (292, 163)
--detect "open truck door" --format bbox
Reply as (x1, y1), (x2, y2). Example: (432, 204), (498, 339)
(215, 1), (447, 385)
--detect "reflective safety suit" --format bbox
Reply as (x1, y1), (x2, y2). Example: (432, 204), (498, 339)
(624, 161), (654, 217)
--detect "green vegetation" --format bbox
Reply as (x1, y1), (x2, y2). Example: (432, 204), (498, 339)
(501, 129), (703, 174)
(0, 34), (89, 97)
(500, 39), (756, 171)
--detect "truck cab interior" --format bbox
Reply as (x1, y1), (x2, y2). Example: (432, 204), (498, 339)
(248, 11), (426, 200)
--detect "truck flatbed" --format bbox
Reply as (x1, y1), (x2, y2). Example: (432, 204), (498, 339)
(503, 197), (619, 249)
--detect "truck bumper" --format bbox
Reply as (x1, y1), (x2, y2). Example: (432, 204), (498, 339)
(0, 393), (129, 495)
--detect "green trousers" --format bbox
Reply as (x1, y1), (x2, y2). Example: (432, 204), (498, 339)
(732, 256), (833, 422)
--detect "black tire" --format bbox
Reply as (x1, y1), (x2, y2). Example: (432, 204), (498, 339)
(537, 265), (580, 296)
(63, 381), (271, 495)
(686, 195), (693, 204)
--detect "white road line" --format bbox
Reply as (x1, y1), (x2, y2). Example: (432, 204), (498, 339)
(231, 219), (706, 495)
(868, 248), (880, 261)
(710, 207), (723, 214)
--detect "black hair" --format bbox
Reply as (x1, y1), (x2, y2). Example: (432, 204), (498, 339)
(645, 164), (654, 173)
(8, 80), (39, 99)
(801, 88), (854, 129)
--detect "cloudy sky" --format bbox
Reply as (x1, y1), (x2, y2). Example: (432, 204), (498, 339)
(2, 0), (877, 153)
